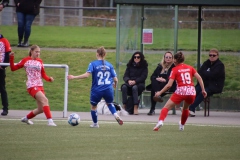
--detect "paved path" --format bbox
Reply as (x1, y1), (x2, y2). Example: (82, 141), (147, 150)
(2, 109), (240, 126)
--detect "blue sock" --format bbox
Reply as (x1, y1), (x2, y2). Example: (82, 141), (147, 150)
(91, 110), (98, 123)
(107, 103), (117, 115)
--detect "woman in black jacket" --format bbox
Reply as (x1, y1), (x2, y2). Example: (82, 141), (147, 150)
(121, 51), (148, 115)
(14, 0), (42, 47)
(147, 51), (176, 115)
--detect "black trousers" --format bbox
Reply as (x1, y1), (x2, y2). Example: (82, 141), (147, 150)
(0, 69), (8, 111)
(150, 79), (167, 111)
(121, 84), (145, 105)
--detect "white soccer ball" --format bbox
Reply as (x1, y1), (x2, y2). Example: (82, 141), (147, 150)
(68, 113), (80, 126)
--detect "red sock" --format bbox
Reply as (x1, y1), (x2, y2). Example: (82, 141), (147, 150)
(43, 106), (52, 119)
(159, 108), (169, 121)
(181, 109), (189, 125)
(26, 111), (36, 119)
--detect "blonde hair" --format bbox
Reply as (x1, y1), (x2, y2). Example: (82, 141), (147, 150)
(29, 45), (40, 56)
(160, 51), (174, 70)
(97, 46), (106, 71)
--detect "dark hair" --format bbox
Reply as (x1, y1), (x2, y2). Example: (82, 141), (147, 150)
(29, 45), (39, 56)
(127, 51), (148, 67)
(174, 51), (185, 64)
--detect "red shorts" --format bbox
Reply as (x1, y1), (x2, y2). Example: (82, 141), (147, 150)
(170, 93), (196, 105)
(27, 86), (45, 98)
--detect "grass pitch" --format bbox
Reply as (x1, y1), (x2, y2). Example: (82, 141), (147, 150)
(0, 119), (239, 160)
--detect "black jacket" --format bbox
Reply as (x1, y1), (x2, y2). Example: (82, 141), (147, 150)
(14, 0), (42, 15)
(150, 63), (176, 92)
(123, 62), (148, 87)
(198, 59), (225, 93)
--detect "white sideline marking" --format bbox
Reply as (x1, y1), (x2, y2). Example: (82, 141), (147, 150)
(0, 118), (240, 128)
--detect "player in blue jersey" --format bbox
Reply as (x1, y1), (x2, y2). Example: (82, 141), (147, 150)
(67, 46), (123, 128)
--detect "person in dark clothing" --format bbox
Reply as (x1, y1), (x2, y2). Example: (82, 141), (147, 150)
(147, 51), (176, 115)
(189, 48), (225, 117)
(0, 33), (11, 116)
(121, 51), (148, 115)
(0, 0), (9, 11)
(14, 0), (42, 47)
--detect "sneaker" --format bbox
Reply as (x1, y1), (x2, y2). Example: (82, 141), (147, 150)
(153, 121), (163, 131)
(147, 110), (155, 115)
(153, 96), (163, 103)
(1, 110), (8, 116)
(189, 111), (195, 117)
(21, 117), (33, 125)
(90, 123), (99, 128)
(179, 121), (184, 131)
(48, 122), (57, 126)
(22, 41), (29, 47)
(115, 116), (123, 125)
(17, 43), (22, 47)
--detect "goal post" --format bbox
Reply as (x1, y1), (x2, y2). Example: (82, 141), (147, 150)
(0, 63), (69, 118)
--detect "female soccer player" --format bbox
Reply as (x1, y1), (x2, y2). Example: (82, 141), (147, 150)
(9, 45), (56, 126)
(67, 46), (123, 128)
(153, 51), (207, 131)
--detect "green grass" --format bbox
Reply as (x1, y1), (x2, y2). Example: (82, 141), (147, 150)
(0, 119), (240, 160)
(1, 26), (240, 51)
(5, 49), (240, 112)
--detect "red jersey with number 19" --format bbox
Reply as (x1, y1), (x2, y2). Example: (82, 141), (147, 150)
(169, 63), (196, 96)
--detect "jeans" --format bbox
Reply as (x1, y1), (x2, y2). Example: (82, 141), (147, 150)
(16, 12), (36, 43)
(0, 69), (8, 111)
(189, 84), (213, 112)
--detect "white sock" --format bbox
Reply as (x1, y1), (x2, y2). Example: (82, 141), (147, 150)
(48, 119), (53, 123)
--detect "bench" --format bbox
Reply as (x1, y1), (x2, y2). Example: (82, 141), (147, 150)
(203, 93), (222, 117)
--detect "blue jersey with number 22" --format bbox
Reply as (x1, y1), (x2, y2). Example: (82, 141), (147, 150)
(87, 60), (117, 92)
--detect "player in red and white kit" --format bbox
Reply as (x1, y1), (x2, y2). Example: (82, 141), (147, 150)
(153, 51), (207, 131)
(9, 45), (57, 126)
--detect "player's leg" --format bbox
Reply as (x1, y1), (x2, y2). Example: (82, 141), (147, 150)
(104, 88), (123, 125)
(153, 93), (180, 131)
(179, 95), (196, 131)
(90, 92), (102, 128)
(34, 87), (56, 126)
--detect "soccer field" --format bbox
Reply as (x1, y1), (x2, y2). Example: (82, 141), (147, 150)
(0, 119), (239, 160)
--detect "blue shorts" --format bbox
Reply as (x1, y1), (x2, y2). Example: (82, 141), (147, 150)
(90, 88), (114, 106)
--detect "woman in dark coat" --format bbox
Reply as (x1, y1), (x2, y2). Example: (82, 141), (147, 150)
(147, 51), (176, 115)
(121, 51), (148, 115)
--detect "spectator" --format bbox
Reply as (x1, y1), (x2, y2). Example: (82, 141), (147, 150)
(0, 0), (9, 12)
(9, 45), (57, 126)
(67, 46), (123, 128)
(153, 51), (207, 131)
(14, 0), (42, 47)
(0, 32), (11, 116)
(121, 51), (148, 115)
(147, 51), (176, 115)
(188, 48), (225, 117)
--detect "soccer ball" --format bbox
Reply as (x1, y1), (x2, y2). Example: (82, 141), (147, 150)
(68, 113), (80, 126)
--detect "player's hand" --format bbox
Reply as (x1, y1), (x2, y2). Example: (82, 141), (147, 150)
(113, 82), (117, 89)
(67, 75), (74, 80)
(155, 91), (161, 97)
(49, 77), (54, 82)
(0, 5), (3, 12)
(202, 90), (207, 98)
(9, 52), (15, 56)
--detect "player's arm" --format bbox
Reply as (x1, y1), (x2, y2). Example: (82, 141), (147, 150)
(155, 79), (174, 97)
(67, 72), (91, 80)
(9, 52), (24, 71)
(113, 77), (118, 88)
(41, 66), (53, 82)
(194, 72), (207, 98)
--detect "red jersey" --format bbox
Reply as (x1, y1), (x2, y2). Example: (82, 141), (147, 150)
(0, 37), (11, 63)
(169, 63), (197, 95)
(10, 56), (51, 89)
